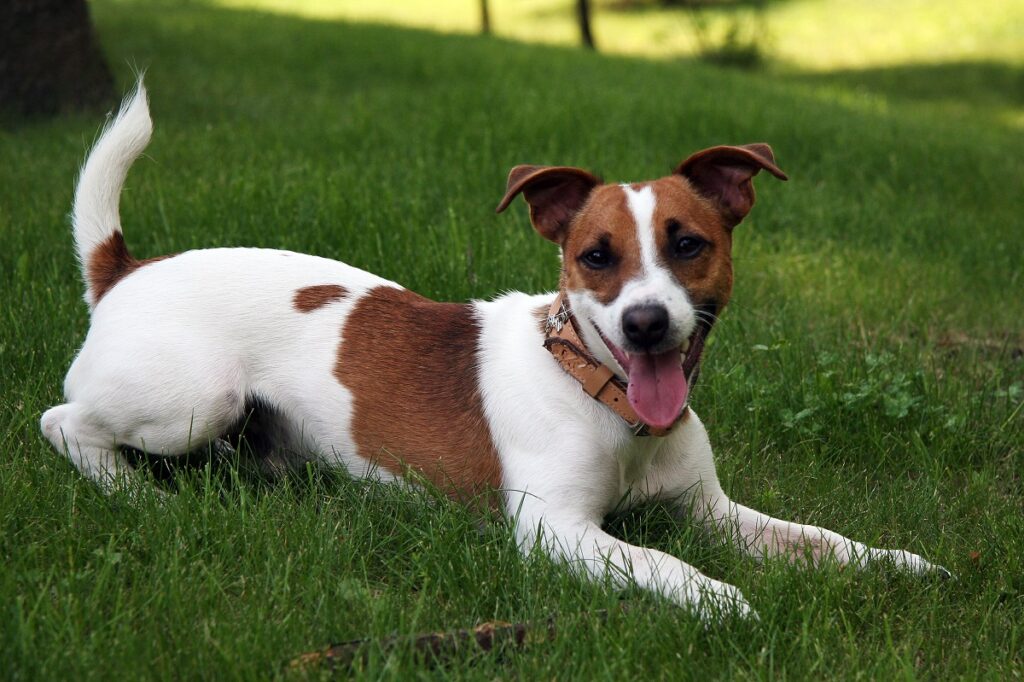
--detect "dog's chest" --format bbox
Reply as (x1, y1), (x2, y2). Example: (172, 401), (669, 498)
(601, 434), (672, 504)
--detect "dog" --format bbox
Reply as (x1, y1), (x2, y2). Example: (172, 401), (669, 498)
(41, 82), (946, 621)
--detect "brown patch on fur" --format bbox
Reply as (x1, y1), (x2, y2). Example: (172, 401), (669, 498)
(293, 284), (349, 312)
(650, 176), (735, 310)
(562, 185), (643, 305)
(87, 232), (171, 304)
(562, 177), (735, 310)
(335, 286), (502, 500)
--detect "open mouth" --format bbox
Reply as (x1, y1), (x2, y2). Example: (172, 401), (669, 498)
(597, 307), (714, 430)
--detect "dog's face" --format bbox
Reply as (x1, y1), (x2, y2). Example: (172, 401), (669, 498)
(497, 145), (787, 428)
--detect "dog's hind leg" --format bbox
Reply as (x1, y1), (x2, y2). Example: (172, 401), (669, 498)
(41, 403), (138, 492)
(42, 367), (247, 492)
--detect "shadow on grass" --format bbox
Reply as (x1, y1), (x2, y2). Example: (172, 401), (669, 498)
(530, 0), (796, 20)
(92, 1), (1021, 126)
(776, 59), (1024, 115)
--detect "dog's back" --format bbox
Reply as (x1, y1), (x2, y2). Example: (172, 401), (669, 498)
(42, 80), (509, 495)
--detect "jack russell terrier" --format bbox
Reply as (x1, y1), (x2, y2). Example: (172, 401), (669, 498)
(42, 82), (946, 621)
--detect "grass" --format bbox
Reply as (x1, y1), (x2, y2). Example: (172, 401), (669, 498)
(219, 0), (1024, 126)
(217, 0), (1024, 68)
(1, 0), (1022, 678)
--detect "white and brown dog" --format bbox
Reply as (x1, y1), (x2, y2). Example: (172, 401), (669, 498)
(42, 83), (945, 620)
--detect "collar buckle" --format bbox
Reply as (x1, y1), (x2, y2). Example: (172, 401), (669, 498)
(544, 302), (571, 333)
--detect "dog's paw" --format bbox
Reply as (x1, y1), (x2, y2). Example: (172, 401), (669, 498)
(681, 577), (757, 623)
(880, 548), (952, 580)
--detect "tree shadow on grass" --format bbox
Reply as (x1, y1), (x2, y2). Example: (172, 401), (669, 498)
(774, 59), (1023, 118)
(526, 0), (796, 20)
(608, 0), (797, 13)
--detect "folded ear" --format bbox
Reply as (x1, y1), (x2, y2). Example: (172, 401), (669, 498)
(495, 165), (601, 244)
(674, 144), (788, 228)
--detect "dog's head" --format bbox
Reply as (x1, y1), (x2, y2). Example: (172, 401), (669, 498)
(496, 145), (787, 429)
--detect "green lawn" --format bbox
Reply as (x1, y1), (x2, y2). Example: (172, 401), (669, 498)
(223, 0), (1024, 127)
(1, 0), (1022, 678)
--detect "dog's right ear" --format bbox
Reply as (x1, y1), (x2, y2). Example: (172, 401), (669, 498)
(674, 144), (788, 229)
(495, 165), (601, 244)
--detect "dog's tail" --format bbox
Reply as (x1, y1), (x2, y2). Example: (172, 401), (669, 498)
(72, 78), (152, 309)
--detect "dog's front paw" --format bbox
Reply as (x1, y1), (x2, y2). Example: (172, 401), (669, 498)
(879, 548), (952, 579)
(679, 577), (756, 623)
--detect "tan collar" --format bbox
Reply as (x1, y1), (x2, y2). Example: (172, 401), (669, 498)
(542, 293), (685, 437)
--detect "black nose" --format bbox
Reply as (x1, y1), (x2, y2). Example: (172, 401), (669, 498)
(622, 304), (669, 349)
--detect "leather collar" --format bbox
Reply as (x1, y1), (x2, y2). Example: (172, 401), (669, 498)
(542, 293), (687, 437)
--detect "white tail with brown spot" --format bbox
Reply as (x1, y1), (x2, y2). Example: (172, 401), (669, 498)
(72, 78), (152, 308)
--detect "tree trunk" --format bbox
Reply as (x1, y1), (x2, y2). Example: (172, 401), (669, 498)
(577, 0), (596, 50)
(480, 0), (491, 35)
(0, 0), (115, 118)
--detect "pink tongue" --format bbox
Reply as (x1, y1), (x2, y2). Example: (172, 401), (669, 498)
(626, 349), (688, 429)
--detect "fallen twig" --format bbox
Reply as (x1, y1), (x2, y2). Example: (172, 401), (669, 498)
(288, 608), (624, 671)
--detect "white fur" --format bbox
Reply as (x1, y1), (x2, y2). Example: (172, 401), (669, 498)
(568, 184), (696, 374)
(73, 81), (153, 308)
(41, 246), (403, 490)
(625, 184), (658, 274)
(42, 83), (946, 622)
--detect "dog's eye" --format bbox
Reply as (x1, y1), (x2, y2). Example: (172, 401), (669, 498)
(580, 248), (613, 270)
(674, 236), (706, 260)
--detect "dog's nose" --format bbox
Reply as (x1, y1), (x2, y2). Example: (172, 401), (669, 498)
(622, 305), (669, 349)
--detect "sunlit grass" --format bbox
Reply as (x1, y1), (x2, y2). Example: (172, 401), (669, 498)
(213, 0), (1024, 70)
(769, 0), (1023, 69)
(210, 0), (1024, 127)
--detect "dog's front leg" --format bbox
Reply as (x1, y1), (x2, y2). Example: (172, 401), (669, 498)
(514, 509), (755, 622)
(648, 412), (948, 576)
(701, 497), (949, 576)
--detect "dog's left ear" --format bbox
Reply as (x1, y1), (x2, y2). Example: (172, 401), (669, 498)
(675, 144), (788, 228)
(495, 165), (601, 244)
